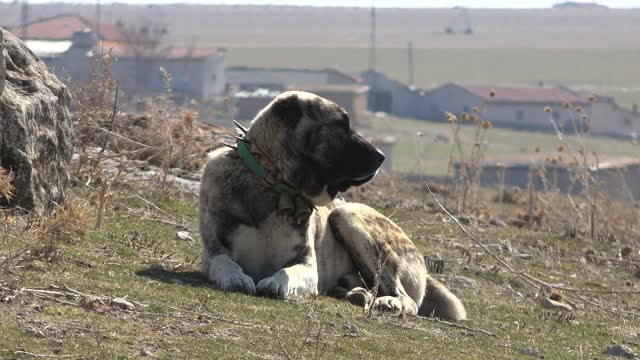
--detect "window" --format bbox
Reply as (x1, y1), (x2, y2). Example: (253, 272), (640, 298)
(552, 111), (560, 121)
(516, 110), (524, 121)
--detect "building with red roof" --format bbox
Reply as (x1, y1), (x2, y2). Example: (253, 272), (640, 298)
(420, 83), (638, 138)
(10, 15), (226, 101)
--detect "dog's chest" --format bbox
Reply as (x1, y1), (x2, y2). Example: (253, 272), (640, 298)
(229, 213), (307, 281)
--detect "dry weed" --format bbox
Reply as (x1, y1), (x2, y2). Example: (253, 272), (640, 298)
(442, 93), (493, 214)
(0, 165), (14, 202)
(30, 195), (90, 262)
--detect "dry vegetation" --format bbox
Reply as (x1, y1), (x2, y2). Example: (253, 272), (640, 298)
(1, 57), (639, 359)
(0, 164), (14, 202)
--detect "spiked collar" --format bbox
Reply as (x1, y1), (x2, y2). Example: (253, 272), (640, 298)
(232, 121), (316, 223)
(235, 138), (297, 194)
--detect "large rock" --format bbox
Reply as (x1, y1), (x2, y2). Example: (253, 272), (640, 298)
(0, 28), (73, 213)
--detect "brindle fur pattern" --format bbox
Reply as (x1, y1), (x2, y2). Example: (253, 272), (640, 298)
(199, 91), (466, 320)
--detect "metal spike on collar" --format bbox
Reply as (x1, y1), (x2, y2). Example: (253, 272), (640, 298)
(233, 120), (249, 134)
(221, 142), (238, 150)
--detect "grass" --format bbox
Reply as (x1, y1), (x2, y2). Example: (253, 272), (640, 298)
(360, 115), (640, 176)
(1, 179), (639, 359)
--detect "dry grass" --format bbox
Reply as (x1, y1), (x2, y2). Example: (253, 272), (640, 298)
(70, 54), (231, 193)
(0, 165), (13, 201)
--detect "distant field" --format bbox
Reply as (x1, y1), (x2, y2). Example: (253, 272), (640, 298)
(361, 116), (640, 176)
(225, 47), (640, 108)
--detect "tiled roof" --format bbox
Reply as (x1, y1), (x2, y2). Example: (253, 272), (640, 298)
(10, 14), (126, 42)
(460, 84), (589, 104)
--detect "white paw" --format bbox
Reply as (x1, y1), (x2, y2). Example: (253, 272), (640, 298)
(373, 296), (404, 313)
(256, 270), (316, 299)
(219, 272), (256, 295)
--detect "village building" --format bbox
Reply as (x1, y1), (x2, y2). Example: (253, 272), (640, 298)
(226, 66), (362, 91)
(10, 14), (226, 102)
(227, 67), (369, 125)
(360, 70), (428, 119)
(421, 83), (640, 138)
(359, 71), (639, 139)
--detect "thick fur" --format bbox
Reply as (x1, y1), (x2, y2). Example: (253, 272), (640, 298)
(199, 91), (466, 320)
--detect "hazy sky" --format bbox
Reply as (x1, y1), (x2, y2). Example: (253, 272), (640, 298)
(19, 0), (640, 7)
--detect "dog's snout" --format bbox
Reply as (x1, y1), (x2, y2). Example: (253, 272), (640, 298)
(373, 148), (385, 167)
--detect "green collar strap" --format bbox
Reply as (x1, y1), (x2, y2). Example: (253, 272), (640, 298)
(236, 139), (297, 194)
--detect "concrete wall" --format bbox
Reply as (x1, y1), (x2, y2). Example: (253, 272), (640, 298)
(477, 162), (640, 202)
(202, 54), (226, 99)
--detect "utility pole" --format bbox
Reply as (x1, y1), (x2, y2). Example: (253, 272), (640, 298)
(407, 41), (414, 87)
(20, 0), (28, 39)
(96, 0), (102, 54)
(368, 0), (376, 71)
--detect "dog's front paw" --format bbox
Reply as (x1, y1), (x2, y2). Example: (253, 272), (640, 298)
(219, 272), (256, 295)
(256, 269), (316, 299)
(373, 296), (404, 313)
(256, 275), (287, 299)
(345, 287), (373, 308)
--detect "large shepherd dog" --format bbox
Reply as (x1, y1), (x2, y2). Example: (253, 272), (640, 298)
(199, 91), (466, 320)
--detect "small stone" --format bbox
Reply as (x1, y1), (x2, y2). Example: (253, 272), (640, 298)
(49, 339), (63, 347)
(176, 231), (193, 242)
(342, 323), (359, 334)
(520, 348), (541, 357)
(489, 217), (507, 227)
(327, 321), (337, 328)
(603, 344), (636, 358)
(111, 297), (135, 311)
(140, 347), (153, 357)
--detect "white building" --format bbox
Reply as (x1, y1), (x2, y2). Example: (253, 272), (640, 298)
(422, 83), (639, 138)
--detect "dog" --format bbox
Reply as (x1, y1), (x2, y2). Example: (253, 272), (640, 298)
(199, 91), (466, 320)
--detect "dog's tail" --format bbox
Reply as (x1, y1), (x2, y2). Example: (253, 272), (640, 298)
(418, 275), (467, 321)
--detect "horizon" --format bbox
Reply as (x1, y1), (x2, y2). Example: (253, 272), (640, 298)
(6, 0), (640, 8)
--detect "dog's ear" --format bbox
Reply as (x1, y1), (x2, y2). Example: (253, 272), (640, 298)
(272, 94), (303, 126)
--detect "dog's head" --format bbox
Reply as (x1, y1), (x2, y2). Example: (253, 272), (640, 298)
(246, 91), (385, 206)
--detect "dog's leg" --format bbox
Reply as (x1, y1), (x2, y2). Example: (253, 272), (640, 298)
(202, 252), (256, 294)
(329, 203), (466, 320)
(328, 203), (429, 315)
(256, 261), (319, 299)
